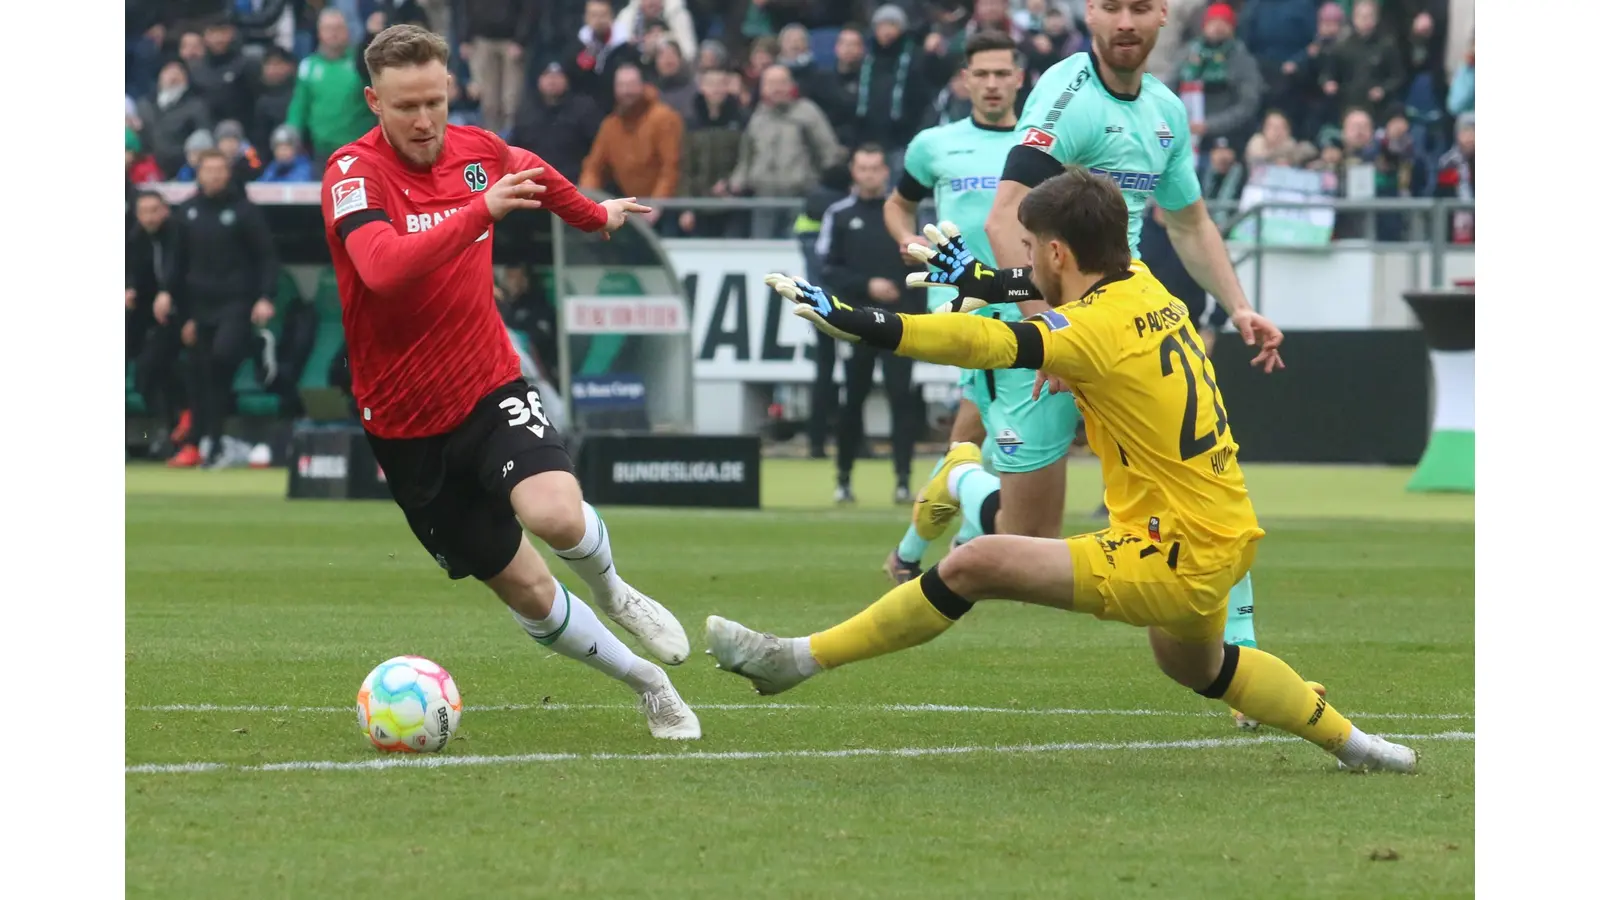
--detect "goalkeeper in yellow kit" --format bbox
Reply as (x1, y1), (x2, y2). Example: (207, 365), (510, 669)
(705, 166), (1416, 773)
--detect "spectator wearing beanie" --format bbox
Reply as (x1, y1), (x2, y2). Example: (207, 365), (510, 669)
(174, 130), (217, 182)
(510, 60), (605, 182)
(258, 125), (315, 183)
(1174, 4), (1264, 155)
(853, 5), (936, 158)
(214, 119), (265, 184)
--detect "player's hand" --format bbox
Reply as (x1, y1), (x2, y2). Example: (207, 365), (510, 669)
(868, 277), (899, 302)
(601, 197), (652, 233)
(152, 291), (173, 324)
(126, 288), (137, 310)
(181, 320), (197, 347)
(486, 167), (548, 220)
(905, 221), (1004, 313)
(1032, 371), (1072, 400)
(252, 298), (275, 327)
(1231, 309), (1287, 374)
(899, 235), (929, 266)
(763, 273), (864, 343)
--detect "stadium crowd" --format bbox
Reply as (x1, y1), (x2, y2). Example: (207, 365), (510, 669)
(127, 1), (1475, 239)
(124, 0), (1475, 468)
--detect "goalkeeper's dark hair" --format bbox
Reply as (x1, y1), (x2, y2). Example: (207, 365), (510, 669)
(964, 30), (1019, 66)
(1018, 167), (1132, 276)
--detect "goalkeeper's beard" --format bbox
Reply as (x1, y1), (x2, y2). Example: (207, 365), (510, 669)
(1033, 264), (1062, 307)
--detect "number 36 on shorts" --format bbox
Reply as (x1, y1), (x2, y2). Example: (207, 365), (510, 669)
(499, 390), (551, 437)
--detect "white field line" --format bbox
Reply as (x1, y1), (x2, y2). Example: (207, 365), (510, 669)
(130, 701), (1473, 721)
(126, 731), (1474, 775)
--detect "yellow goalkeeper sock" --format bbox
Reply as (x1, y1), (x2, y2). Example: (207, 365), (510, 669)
(1201, 645), (1354, 753)
(808, 565), (974, 669)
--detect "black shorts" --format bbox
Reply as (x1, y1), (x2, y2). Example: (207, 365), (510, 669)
(366, 379), (575, 581)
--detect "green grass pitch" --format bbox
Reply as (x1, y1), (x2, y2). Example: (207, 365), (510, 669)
(126, 458), (1473, 898)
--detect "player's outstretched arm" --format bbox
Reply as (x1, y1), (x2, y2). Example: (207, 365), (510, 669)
(1162, 199), (1286, 373)
(505, 145), (611, 233)
(764, 273), (1044, 372)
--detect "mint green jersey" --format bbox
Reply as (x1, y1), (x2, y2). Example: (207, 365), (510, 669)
(901, 117), (1021, 317)
(1013, 52), (1203, 257)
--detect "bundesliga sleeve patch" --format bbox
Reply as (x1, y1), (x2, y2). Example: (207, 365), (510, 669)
(331, 177), (369, 220)
(1035, 310), (1070, 330)
(1021, 128), (1056, 151)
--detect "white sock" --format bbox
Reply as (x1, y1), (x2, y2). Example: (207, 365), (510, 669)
(796, 638), (822, 676)
(552, 502), (628, 609)
(1335, 724), (1375, 767)
(513, 582), (659, 693)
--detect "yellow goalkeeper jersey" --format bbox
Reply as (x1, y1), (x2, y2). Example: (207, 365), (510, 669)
(897, 261), (1263, 575)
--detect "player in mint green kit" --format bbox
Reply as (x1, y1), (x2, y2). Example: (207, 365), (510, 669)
(906, 0), (1291, 730)
(879, 31), (1081, 584)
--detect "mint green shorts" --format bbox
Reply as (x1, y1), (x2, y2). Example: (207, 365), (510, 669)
(961, 367), (1079, 474)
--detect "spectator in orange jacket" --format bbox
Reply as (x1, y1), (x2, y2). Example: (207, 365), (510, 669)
(579, 63), (683, 225)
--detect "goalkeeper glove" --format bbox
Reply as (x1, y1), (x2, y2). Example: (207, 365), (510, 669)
(904, 221), (1043, 314)
(763, 273), (903, 348)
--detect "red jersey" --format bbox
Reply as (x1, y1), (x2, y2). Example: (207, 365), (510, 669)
(320, 125), (608, 439)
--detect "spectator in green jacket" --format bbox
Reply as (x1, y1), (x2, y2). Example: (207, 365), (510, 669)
(285, 9), (375, 165)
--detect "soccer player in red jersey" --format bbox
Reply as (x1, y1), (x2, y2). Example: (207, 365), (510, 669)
(320, 25), (699, 740)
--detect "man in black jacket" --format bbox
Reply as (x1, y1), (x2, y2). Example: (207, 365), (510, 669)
(508, 60), (603, 181)
(168, 150), (279, 468)
(127, 191), (188, 456)
(799, 161), (852, 459)
(819, 143), (919, 504)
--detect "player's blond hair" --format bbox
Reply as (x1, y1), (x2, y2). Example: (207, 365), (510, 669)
(364, 24), (450, 77)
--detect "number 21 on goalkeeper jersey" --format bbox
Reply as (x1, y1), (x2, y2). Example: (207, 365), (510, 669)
(1034, 263), (1262, 576)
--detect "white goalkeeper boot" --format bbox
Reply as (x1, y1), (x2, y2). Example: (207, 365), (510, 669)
(601, 584), (691, 666)
(704, 615), (817, 696)
(1337, 735), (1419, 774)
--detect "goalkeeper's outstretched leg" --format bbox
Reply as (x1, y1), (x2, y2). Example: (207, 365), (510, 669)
(706, 533), (1414, 772)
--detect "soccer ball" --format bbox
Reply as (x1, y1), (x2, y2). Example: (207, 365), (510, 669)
(356, 656), (463, 753)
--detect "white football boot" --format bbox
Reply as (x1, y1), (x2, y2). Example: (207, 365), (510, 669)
(704, 615), (815, 696)
(600, 584), (690, 666)
(1338, 736), (1420, 774)
(635, 670), (701, 740)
